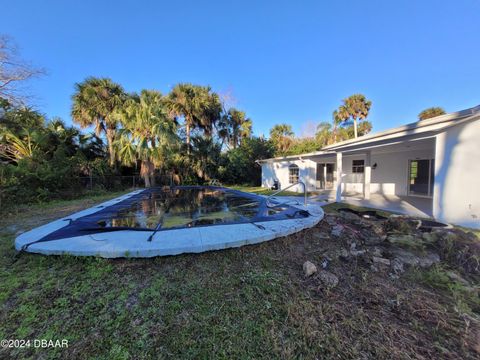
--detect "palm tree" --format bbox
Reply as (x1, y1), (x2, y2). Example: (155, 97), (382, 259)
(357, 120), (372, 136)
(0, 127), (46, 163)
(315, 121), (332, 147)
(1, 104), (45, 134)
(165, 84), (221, 153)
(198, 90), (222, 138)
(270, 123), (294, 155)
(77, 133), (105, 160)
(115, 90), (178, 187)
(190, 136), (222, 181)
(47, 117), (81, 156)
(71, 77), (126, 166)
(340, 94), (372, 138)
(418, 107), (446, 120)
(219, 108), (252, 149)
(332, 108), (348, 143)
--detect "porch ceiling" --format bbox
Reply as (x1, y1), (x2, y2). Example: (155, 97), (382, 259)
(340, 137), (435, 156)
(307, 137), (435, 160)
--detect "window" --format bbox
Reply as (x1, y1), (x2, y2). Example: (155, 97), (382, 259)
(288, 164), (299, 184)
(352, 160), (364, 174)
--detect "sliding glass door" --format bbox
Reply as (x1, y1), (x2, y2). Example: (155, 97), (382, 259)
(408, 159), (435, 197)
(316, 163), (335, 190)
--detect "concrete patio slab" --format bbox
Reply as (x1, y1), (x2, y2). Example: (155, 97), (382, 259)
(270, 190), (432, 218)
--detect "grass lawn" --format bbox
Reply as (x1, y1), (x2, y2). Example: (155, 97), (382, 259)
(1, 191), (479, 359)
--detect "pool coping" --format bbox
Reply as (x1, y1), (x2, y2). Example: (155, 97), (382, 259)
(15, 189), (324, 258)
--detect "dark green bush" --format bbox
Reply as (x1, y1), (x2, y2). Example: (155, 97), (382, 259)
(218, 137), (274, 185)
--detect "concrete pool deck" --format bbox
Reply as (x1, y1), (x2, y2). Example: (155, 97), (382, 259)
(271, 192), (432, 218)
(15, 190), (324, 258)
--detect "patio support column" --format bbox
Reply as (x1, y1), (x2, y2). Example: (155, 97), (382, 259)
(335, 152), (343, 202)
(323, 163), (327, 189)
(364, 151), (371, 200)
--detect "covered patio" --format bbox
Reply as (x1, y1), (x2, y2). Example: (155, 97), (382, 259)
(304, 136), (436, 218)
(303, 191), (433, 218)
(261, 105), (480, 227)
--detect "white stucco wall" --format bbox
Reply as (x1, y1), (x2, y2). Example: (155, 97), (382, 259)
(261, 159), (316, 192)
(433, 120), (480, 228)
(341, 149), (434, 196)
(306, 150), (435, 196)
(262, 148), (434, 196)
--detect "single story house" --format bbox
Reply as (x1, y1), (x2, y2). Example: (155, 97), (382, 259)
(258, 105), (480, 229)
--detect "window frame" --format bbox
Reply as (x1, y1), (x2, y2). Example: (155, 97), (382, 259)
(288, 164), (300, 184)
(352, 159), (365, 174)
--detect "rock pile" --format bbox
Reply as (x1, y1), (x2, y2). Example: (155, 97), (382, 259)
(323, 210), (479, 279)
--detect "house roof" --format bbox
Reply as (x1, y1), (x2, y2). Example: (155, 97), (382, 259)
(255, 150), (334, 163)
(257, 104), (480, 163)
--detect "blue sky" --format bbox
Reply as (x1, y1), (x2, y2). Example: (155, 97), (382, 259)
(3, 0), (480, 137)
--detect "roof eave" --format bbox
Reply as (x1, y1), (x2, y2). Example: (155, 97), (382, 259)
(323, 104), (480, 151)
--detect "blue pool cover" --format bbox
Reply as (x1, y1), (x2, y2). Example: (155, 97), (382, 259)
(35, 186), (309, 243)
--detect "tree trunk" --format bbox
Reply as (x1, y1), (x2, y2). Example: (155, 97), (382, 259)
(186, 120), (191, 155)
(353, 118), (358, 138)
(106, 127), (116, 167)
(143, 172), (151, 188)
(140, 160), (155, 188)
(233, 132), (238, 149)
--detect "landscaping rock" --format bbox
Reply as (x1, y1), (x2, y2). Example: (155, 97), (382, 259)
(350, 249), (367, 257)
(318, 270), (339, 288)
(391, 258), (405, 274)
(418, 252), (441, 267)
(339, 248), (350, 261)
(446, 271), (470, 286)
(387, 234), (424, 250)
(371, 222), (387, 235)
(391, 249), (440, 268)
(384, 216), (420, 234)
(372, 256), (391, 266)
(313, 232), (330, 240)
(303, 261), (317, 277)
(364, 235), (386, 246)
(372, 247), (384, 257)
(331, 225), (344, 237)
(356, 221), (387, 246)
(340, 211), (361, 222)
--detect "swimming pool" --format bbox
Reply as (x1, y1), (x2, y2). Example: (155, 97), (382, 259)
(15, 186), (324, 257)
